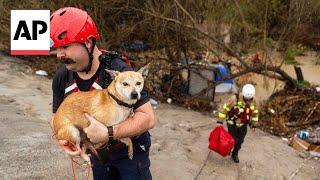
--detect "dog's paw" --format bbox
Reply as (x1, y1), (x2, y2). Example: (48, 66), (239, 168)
(128, 146), (134, 160)
(128, 144), (134, 160)
(128, 151), (133, 160)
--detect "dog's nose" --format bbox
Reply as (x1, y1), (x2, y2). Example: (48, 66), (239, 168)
(131, 91), (138, 99)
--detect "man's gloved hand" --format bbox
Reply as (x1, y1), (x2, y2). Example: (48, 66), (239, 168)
(216, 121), (223, 127)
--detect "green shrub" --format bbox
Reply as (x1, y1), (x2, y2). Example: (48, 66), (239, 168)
(283, 45), (308, 64)
(295, 80), (311, 87)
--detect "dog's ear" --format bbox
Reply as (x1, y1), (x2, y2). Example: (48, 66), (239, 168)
(137, 63), (150, 78)
(105, 69), (120, 79)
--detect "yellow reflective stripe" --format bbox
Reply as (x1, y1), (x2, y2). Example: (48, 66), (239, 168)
(234, 120), (244, 127)
(227, 121), (244, 127)
(223, 104), (230, 111)
(254, 109), (259, 113)
(236, 123), (244, 127)
(250, 105), (255, 110)
(252, 117), (259, 121)
(227, 120), (234, 125)
(218, 113), (226, 118)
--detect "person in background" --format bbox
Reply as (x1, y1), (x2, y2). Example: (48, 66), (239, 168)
(216, 84), (259, 163)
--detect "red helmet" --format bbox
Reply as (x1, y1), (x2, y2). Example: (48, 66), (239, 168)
(50, 7), (99, 48)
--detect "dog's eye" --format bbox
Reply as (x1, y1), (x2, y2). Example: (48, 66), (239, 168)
(136, 82), (141, 86)
(122, 82), (129, 86)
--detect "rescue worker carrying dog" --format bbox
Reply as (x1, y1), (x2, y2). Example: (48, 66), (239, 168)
(216, 84), (259, 163)
(50, 7), (155, 179)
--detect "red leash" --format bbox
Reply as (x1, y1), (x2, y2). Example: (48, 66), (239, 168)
(69, 156), (91, 180)
(85, 165), (91, 180)
(70, 156), (77, 180)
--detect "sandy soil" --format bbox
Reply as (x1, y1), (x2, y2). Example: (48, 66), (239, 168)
(0, 54), (319, 180)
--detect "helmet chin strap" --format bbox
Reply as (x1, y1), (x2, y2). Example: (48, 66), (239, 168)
(243, 96), (253, 103)
(80, 38), (96, 74)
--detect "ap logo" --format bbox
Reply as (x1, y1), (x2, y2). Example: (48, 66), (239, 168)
(11, 10), (50, 55)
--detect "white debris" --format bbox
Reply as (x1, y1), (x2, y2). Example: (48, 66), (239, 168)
(310, 151), (320, 157)
(269, 108), (275, 114)
(149, 98), (158, 106)
(167, 98), (172, 104)
(212, 110), (217, 115)
(35, 70), (48, 76)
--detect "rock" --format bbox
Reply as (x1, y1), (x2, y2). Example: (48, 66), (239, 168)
(297, 151), (309, 158)
(151, 143), (161, 152)
(241, 166), (247, 171)
(179, 123), (191, 131)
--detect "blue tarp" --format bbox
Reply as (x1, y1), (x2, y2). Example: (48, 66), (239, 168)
(122, 41), (149, 52)
(214, 65), (233, 84)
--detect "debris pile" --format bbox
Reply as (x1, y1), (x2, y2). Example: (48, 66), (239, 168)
(260, 87), (320, 137)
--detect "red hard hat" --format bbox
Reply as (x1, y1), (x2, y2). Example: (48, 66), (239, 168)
(50, 7), (99, 48)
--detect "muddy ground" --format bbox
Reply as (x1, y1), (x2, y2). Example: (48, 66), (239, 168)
(0, 54), (319, 180)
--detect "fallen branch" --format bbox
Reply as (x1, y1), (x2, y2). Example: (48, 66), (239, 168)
(193, 151), (211, 180)
(303, 102), (320, 123)
(288, 156), (313, 180)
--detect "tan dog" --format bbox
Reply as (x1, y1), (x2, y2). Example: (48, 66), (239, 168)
(53, 64), (149, 164)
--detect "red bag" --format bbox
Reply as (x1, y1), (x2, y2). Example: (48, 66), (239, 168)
(208, 126), (235, 157)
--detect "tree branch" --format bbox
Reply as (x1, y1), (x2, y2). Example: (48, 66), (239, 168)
(173, 0), (196, 25)
(232, 0), (250, 48)
(131, 7), (250, 68)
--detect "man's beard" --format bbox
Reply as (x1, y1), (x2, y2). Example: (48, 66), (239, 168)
(79, 60), (90, 72)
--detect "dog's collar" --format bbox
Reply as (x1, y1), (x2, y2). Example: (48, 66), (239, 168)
(108, 91), (134, 109)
